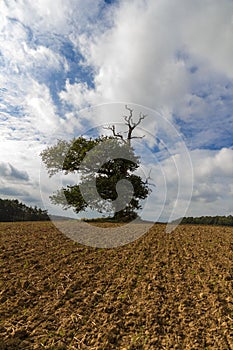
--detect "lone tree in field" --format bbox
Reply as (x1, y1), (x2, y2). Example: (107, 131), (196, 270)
(41, 106), (151, 221)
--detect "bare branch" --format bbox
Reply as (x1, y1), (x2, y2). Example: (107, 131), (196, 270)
(130, 135), (145, 139)
(103, 106), (147, 145)
(134, 112), (147, 127)
(124, 105), (133, 125)
(145, 169), (156, 188)
(123, 105), (147, 143)
(103, 125), (124, 141)
(124, 107), (147, 127)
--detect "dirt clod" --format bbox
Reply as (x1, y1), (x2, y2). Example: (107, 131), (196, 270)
(0, 221), (232, 349)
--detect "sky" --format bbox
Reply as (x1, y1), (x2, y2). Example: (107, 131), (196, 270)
(0, 0), (233, 222)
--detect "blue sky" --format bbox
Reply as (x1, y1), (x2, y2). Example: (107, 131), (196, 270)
(0, 0), (232, 221)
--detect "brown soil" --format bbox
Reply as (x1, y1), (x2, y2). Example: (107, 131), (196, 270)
(0, 221), (232, 349)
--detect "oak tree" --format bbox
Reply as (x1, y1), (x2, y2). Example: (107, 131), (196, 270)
(40, 106), (150, 221)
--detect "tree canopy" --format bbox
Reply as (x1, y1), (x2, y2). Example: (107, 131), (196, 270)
(41, 106), (151, 221)
(178, 215), (233, 226)
(0, 198), (49, 222)
(171, 215), (233, 227)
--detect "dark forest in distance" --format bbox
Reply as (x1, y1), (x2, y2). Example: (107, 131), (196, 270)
(0, 198), (232, 226)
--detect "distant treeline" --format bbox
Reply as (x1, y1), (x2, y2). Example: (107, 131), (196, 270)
(0, 199), (49, 222)
(176, 215), (233, 226)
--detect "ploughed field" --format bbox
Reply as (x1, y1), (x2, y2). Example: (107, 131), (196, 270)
(0, 221), (232, 350)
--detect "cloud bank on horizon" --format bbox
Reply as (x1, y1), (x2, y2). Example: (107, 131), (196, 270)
(0, 0), (232, 219)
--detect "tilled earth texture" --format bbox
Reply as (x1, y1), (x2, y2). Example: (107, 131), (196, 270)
(0, 221), (233, 350)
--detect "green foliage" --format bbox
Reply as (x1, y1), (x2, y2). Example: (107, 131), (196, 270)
(41, 136), (106, 177)
(41, 135), (150, 221)
(177, 215), (233, 226)
(0, 199), (49, 222)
